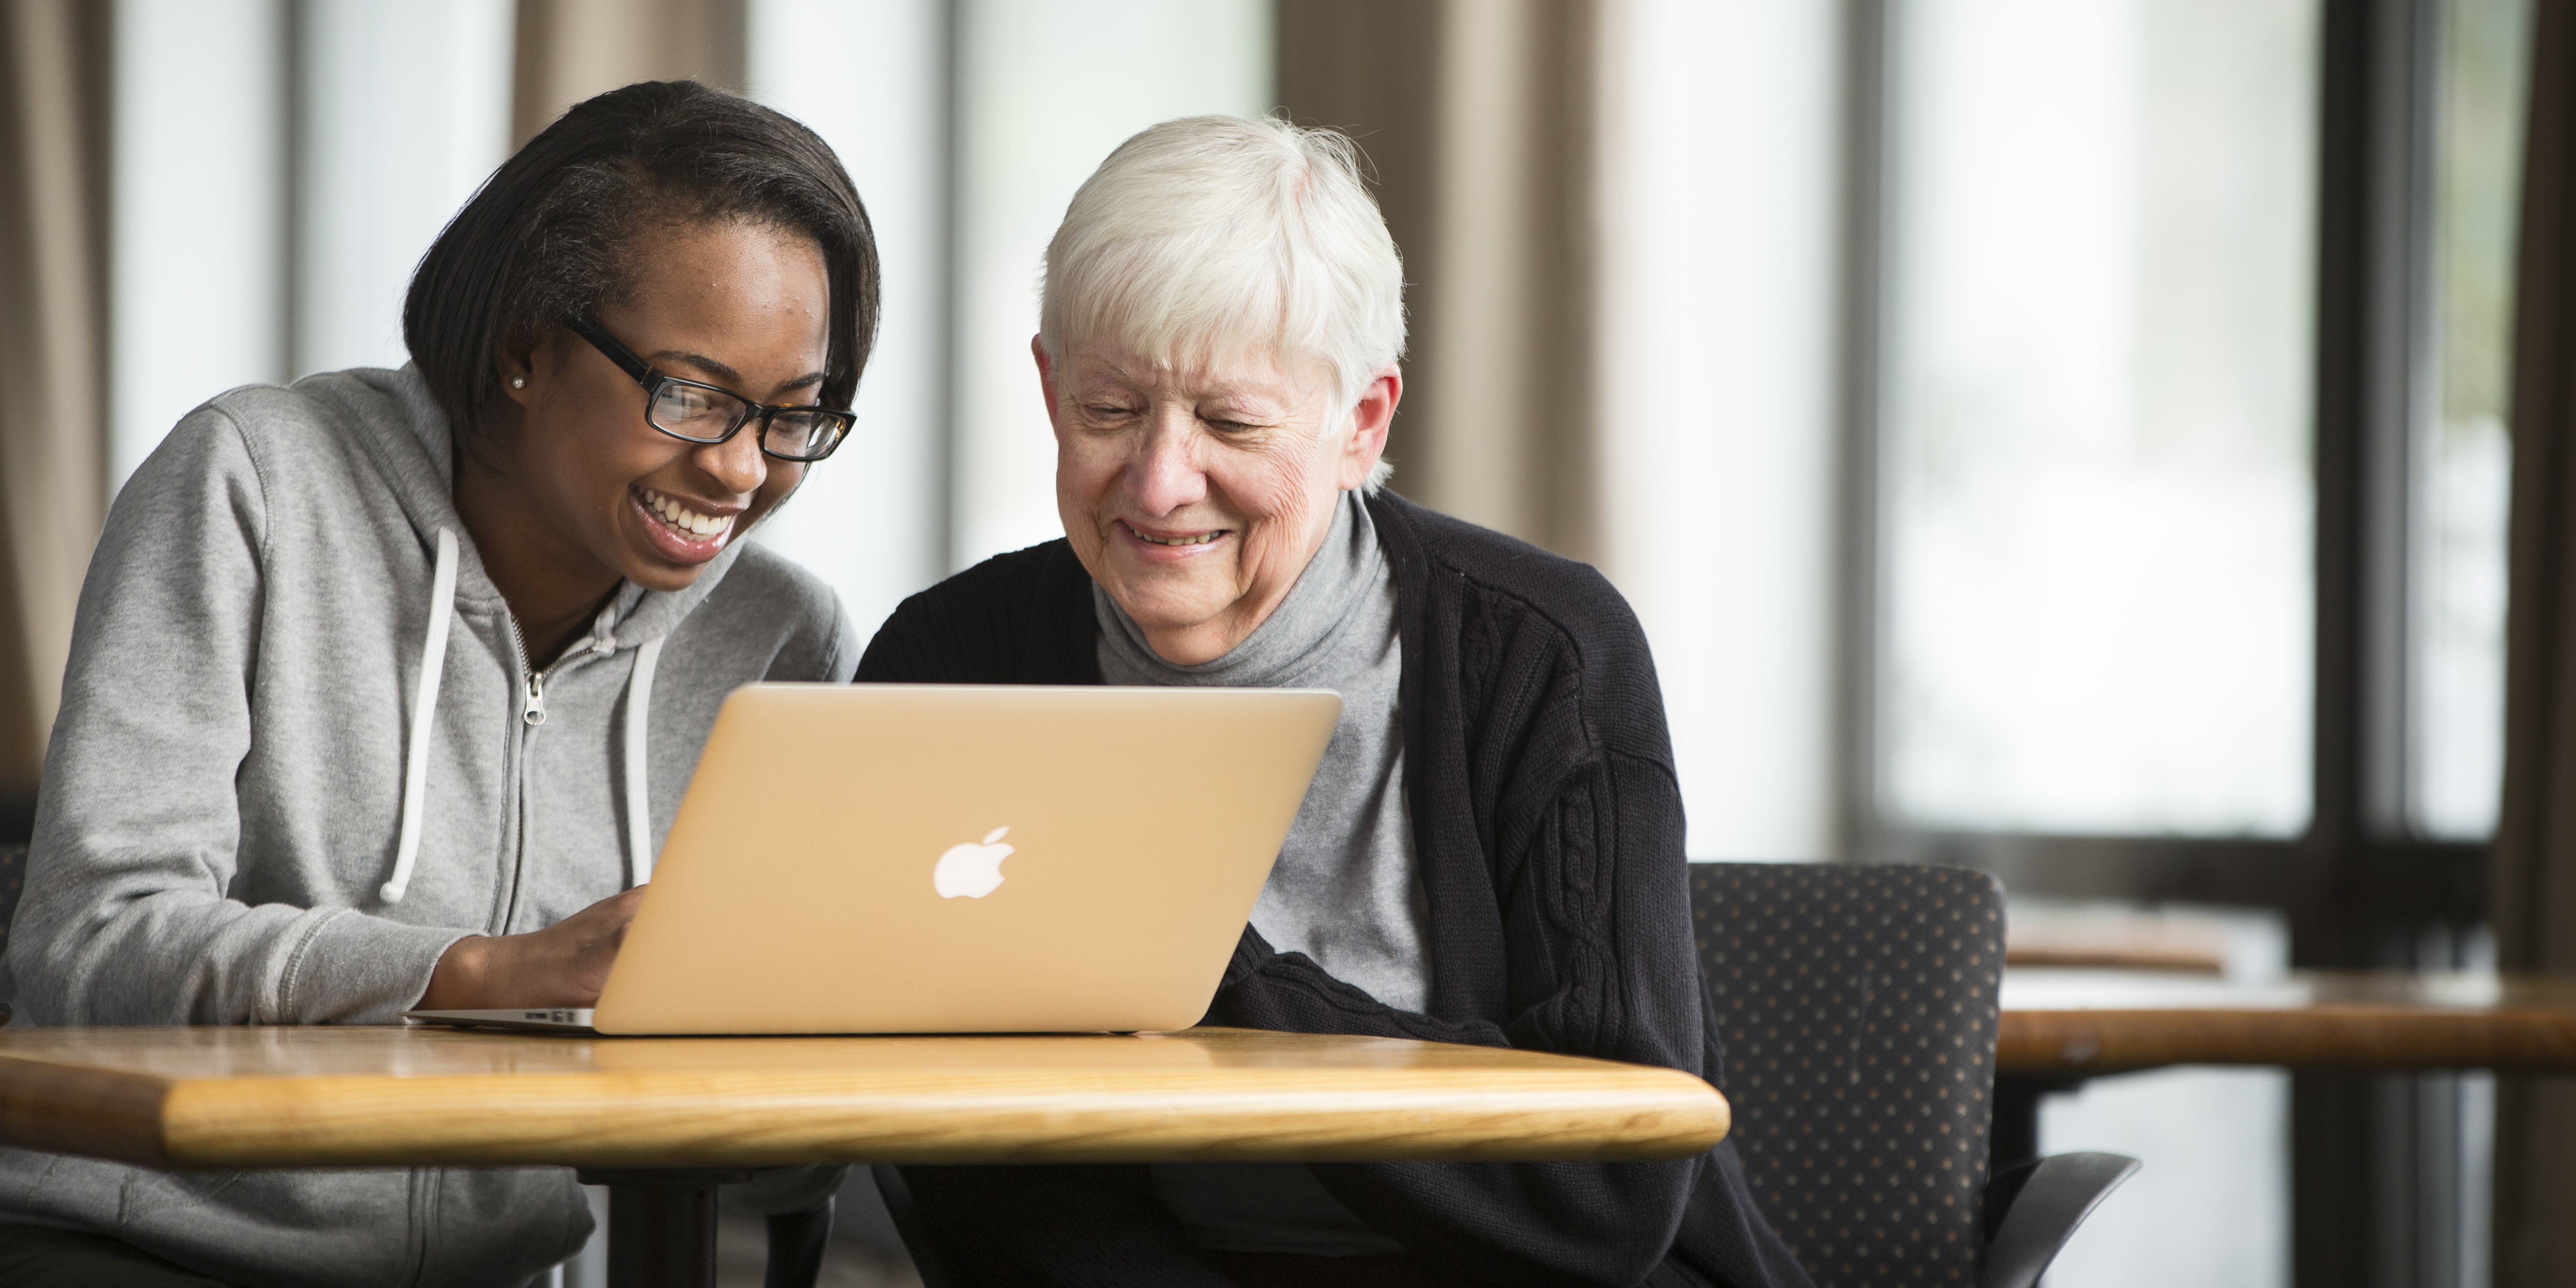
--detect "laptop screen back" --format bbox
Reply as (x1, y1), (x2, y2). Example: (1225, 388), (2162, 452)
(592, 683), (1340, 1035)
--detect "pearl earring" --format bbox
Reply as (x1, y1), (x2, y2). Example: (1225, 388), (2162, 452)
(511, 377), (526, 389)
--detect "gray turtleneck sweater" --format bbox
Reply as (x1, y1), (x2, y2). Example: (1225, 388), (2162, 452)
(1095, 489), (1428, 1256)
(1092, 489), (1430, 1011)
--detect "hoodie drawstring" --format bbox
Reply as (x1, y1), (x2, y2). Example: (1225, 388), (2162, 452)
(380, 529), (666, 904)
(382, 528), (459, 904)
(623, 635), (664, 887)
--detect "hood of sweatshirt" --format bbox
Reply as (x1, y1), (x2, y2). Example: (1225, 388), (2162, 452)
(314, 365), (750, 653)
(304, 367), (756, 902)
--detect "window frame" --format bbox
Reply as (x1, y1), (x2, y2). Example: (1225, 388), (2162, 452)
(1835, 0), (2488, 935)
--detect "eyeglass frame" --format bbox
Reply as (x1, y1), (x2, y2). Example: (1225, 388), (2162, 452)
(563, 315), (855, 463)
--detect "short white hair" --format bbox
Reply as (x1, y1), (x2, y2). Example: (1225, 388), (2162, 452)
(1040, 114), (1405, 492)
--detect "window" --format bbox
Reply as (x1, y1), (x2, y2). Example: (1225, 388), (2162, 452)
(2410, 0), (2530, 841)
(106, 0), (515, 496)
(1874, 0), (2321, 838)
(945, 0), (1274, 571)
(752, 0), (1276, 627)
(1862, 0), (2535, 1282)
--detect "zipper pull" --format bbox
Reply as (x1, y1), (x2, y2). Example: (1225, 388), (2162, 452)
(523, 670), (548, 726)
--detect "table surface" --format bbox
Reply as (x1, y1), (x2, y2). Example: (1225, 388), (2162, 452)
(1998, 969), (2576, 1075)
(0, 1025), (1729, 1172)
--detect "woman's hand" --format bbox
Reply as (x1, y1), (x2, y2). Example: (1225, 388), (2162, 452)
(417, 887), (647, 1010)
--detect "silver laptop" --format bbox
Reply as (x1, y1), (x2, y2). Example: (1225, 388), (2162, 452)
(406, 683), (1338, 1035)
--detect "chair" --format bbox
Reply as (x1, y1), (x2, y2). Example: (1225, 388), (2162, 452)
(1690, 861), (2136, 1288)
(727, 1165), (843, 1288)
(874, 865), (2136, 1288)
(872, 1165), (965, 1287)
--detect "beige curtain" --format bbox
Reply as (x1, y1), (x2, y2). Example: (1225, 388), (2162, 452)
(2492, 1), (2576, 1283)
(513, 0), (747, 147)
(0, 0), (109, 797)
(1276, 0), (1605, 563)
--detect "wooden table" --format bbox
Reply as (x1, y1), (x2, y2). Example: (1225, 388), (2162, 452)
(1990, 969), (2576, 1165)
(1999, 969), (2576, 1074)
(0, 1025), (1729, 1286)
(2005, 913), (2232, 975)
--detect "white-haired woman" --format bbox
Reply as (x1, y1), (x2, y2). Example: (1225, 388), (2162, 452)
(859, 116), (1809, 1288)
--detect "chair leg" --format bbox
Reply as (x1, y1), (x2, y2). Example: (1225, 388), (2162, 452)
(1990, 1075), (2084, 1172)
(763, 1201), (833, 1288)
(872, 1165), (969, 1288)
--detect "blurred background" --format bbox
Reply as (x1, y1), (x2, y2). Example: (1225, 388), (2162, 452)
(0, 0), (2564, 1284)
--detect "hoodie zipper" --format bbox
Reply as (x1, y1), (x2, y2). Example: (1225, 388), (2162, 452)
(499, 614), (586, 933)
(505, 617), (573, 726)
(519, 645), (597, 726)
(496, 617), (541, 936)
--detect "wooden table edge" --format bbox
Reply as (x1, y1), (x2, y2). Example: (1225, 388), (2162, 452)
(149, 1070), (1729, 1169)
(1997, 1004), (2576, 1075)
(0, 1052), (171, 1167)
(0, 1030), (1732, 1171)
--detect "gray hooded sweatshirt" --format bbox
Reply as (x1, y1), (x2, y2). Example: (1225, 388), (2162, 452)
(0, 366), (857, 1286)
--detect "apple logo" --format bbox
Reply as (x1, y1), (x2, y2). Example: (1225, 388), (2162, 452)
(933, 826), (1015, 899)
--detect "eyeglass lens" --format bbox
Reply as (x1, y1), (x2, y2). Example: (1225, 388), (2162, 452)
(763, 408), (846, 459)
(646, 383), (846, 459)
(648, 383), (741, 439)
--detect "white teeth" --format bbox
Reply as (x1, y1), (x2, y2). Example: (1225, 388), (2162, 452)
(1133, 529), (1219, 546)
(642, 489), (733, 539)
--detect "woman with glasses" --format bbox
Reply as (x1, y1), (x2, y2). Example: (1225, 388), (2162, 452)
(0, 81), (869, 1287)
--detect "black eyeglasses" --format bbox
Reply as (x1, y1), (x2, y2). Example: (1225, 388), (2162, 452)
(566, 316), (854, 463)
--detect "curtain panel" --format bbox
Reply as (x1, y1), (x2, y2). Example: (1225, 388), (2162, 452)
(2493, 0), (2576, 1282)
(0, 0), (109, 799)
(1275, 0), (1607, 564)
(514, 0), (747, 147)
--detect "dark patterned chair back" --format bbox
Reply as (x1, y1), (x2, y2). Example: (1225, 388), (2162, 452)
(1689, 862), (2005, 1286)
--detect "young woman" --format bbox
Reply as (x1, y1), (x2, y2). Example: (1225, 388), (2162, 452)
(0, 82), (872, 1287)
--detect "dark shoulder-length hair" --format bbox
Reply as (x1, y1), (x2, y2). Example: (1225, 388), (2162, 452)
(403, 80), (879, 445)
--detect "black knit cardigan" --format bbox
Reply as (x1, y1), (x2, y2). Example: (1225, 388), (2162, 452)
(856, 492), (1812, 1288)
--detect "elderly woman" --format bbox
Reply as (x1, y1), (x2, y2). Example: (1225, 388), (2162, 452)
(859, 117), (1807, 1288)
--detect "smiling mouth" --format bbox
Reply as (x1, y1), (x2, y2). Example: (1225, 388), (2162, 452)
(637, 486), (737, 543)
(1125, 523), (1227, 547)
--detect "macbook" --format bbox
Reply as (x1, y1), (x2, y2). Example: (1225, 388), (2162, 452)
(405, 682), (1339, 1035)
